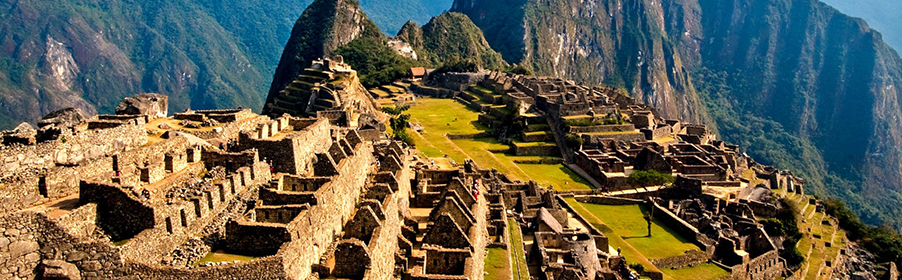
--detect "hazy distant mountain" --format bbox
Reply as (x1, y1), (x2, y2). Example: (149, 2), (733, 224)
(0, 0), (452, 129)
(820, 0), (902, 52)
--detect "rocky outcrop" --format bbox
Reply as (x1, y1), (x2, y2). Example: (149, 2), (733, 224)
(268, 0), (378, 102)
(680, 0), (902, 225)
(115, 93), (169, 120)
(37, 108), (89, 130)
(39, 260), (81, 280)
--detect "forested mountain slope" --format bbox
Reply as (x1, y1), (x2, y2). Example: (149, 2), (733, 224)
(0, 0), (452, 129)
(453, 0), (902, 227)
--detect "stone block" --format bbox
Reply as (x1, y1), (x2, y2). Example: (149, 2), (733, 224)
(8, 241), (39, 258)
(40, 259), (81, 280)
(116, 93), (168, 120)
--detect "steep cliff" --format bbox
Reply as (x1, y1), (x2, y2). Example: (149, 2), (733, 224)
(451, 0), (709, 123)
(819, 0), (902, 52)
(271, 0), (505, 94)
(267, 0), (379, 106)
(683, 0), (902, 225)
(454, 0), (902, 226)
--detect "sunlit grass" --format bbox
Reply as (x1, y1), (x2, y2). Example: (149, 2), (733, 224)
(194, 250), (258, 266)
(485, 247), (512, 280)
(507, 218), (529, 280)
(406, 98), (592, 190)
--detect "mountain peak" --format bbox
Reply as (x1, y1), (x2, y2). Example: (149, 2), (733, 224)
(266, 0), (381, 106)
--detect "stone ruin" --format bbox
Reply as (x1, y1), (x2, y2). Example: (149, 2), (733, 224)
(0, 62), (890, 280)
(393, 69), (860, 279)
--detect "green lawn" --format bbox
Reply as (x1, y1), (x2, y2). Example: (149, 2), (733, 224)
(564, 198), (661, 273)
(407, 98), (488, 136)
(577, 203), (698, 260)
(407, 98), (593, 191)
(564, 197), (722, 279)
(516, 163), (592, 191)
(507, 218), (529, 280)
(663, 263), (730, 280)
(512, 140), (557, 147)
(485, 247), (512, 280)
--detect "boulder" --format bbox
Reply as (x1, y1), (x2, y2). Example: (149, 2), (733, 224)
(116, 93), (168, 119)
(40, 259), (81, 280)
(38, 108), (89, 129)
(8, 240), (39, 258)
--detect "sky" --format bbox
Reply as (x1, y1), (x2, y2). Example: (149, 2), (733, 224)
(819, 0), (902, 52)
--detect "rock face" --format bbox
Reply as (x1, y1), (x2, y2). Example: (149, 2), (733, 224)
(268, 0), (376, 101)
(453, 0), (902, 227)
(0, 0), (276, 130)
(115, 93), (169, 119)
(451, 0), (709, 123)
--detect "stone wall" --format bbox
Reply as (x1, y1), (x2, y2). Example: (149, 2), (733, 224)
(117, 256), (286, 279)
(650, 249), (709, 269)
(123, 164), (271, 264)
(0, 211), (124, 280)
(425, 73), (486, 92)
(277, 141), (375, 279)
(576, 196), (643, 205)
(239, 118), (331, 175)
(568, 124), (635, 134)
(411, 84), (456, 98)
(581, 132), (646, 145)
(513, 145), (560, 156)
(651, 201), (715, 249)
(224, 221), (291, 255)
(0, 121), (148, 214)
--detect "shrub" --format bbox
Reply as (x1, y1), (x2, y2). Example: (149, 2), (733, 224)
(565, 134), (584, 148)
(825, 199), (902, 267)
(381, 105), (410, 115)
(335, 34), (418, 88)
(508, 64), (532, 75)
(389, 114), (411, 132)
(627, 170), (674, 187)
(628, 263), (645, 274)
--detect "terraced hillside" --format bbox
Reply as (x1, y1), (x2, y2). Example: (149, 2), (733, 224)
(385, 95), (592, 191)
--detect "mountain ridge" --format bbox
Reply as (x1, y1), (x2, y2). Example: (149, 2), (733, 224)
(452, 0), (902, 227)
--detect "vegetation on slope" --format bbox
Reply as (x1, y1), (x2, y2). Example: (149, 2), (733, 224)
(0, 0), (452, 129)
(687, 0), (902, 228)
(0, 0), (269, 128)
(825, 199), (902, 267)
(418, 12), (507, 70)
(334, 21), (417, 88)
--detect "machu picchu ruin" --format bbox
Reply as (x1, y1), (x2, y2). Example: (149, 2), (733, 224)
(4, 0), (902, 278)
(0, 52), (895, 280)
